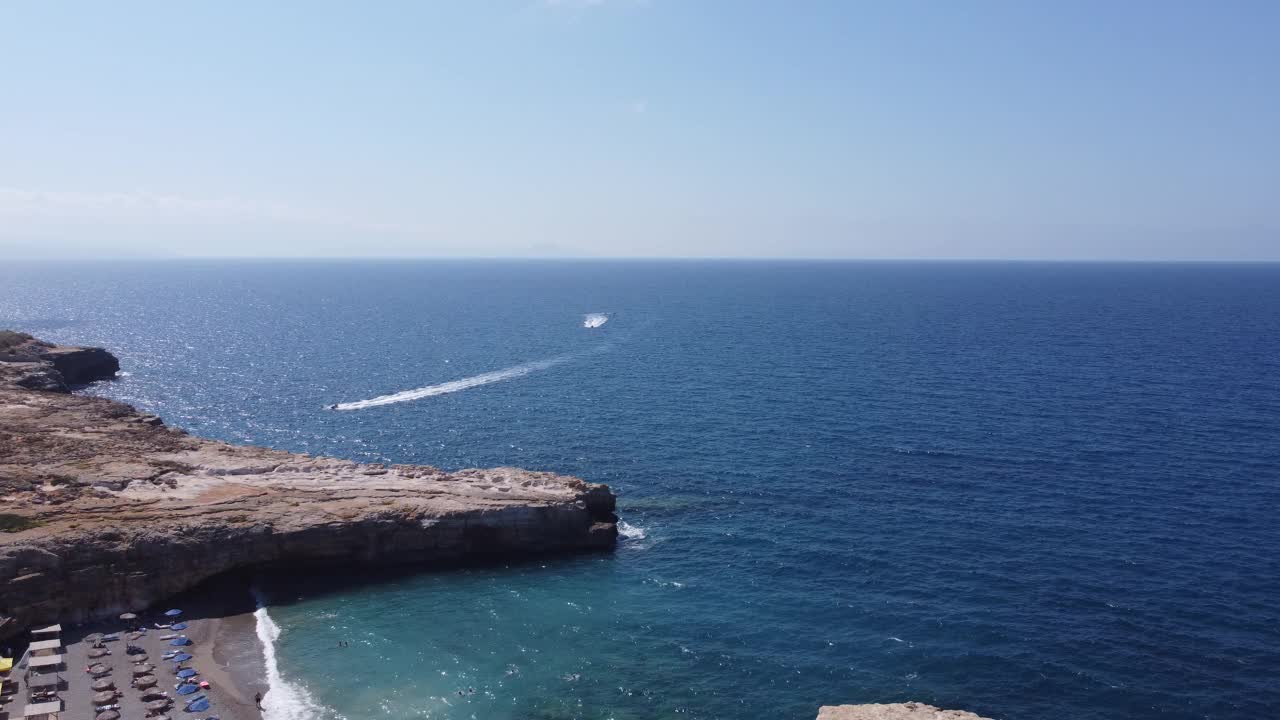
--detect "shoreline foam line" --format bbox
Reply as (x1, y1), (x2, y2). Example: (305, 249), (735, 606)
(253, 592), (335, 720)
(333, 353), (577, 410)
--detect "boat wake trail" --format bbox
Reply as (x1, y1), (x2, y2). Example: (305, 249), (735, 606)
(583, 313), (610, 328)
(334, 353), (577, 411)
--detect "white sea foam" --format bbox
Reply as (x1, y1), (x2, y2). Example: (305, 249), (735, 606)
(583, 313), (610, 328)
(618, 520), (647, 540)
(333, 353), (576, 410)
(253, 596), (336, 720)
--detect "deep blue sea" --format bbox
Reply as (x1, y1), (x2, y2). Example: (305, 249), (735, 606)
(3, 260), (1278, 720)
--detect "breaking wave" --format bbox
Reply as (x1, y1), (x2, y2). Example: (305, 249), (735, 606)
(253, 595), (336, 720)
(583, 313), (610, 328)
(618, 520), (647, 540)
(334, 354), (576, 410)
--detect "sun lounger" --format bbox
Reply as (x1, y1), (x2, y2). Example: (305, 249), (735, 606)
(24, 699), (62, 718)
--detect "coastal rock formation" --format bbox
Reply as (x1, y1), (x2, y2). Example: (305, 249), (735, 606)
(0, 334), (617, 640)
(0, 331), (119, 388)
(818, 703), (993, 720)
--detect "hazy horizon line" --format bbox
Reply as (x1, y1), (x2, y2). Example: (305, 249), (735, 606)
(4, 255), (1280, 264)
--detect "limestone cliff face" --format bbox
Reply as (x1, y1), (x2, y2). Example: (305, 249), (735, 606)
(0, 335), (617, 639)
(817, 703), (993, 720)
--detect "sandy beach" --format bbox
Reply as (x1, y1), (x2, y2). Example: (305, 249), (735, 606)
(47, 583), (268, 720)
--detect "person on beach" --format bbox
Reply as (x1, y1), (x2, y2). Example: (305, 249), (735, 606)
(255, 691), (263, 709)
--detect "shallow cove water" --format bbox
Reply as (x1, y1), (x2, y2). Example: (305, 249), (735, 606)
(3, 260), (1278, 720)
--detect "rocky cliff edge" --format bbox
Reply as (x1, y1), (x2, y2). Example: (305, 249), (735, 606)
(0, 334), (617, 639)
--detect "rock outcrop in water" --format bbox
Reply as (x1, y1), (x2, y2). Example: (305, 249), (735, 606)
(0, 334), (618, 640)
(817, 703), (992, 720)
(0, 331), (120, 390)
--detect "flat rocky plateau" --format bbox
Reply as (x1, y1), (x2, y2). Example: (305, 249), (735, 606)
(0, 333), (617, 638)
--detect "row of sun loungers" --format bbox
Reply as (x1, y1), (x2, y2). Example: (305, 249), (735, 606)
(113, 608), (215, 718)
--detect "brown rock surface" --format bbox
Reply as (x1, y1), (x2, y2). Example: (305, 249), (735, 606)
(0, 335), (617, 639)
(818, 703), (993, 720)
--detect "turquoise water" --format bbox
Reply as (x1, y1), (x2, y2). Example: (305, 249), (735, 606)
(2, 260), (1278, 719)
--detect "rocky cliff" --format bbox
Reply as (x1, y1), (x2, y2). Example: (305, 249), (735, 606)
(817, 703), (993, 720)
(0, 335), (617, 640)
(0, 330), (120, 389)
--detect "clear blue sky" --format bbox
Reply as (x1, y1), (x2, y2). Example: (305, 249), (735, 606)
(2, 1), (1277, 259)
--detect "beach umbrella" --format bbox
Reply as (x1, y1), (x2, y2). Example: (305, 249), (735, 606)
(135, 674), (157, 688)
(168, 637), (190, 646)
(185, 696), (210, 713)
(85, 632), (104, 644)
(170, 652), (192, 662)
(169, 622), (188, 630)
(87, 662), (109, 675)
(146, 699), (172, 712)
(96, 711), (120, 720)
(133, 664), (155, 676)
(176, 668), (197, 678)
(176, 682), (200, 695)
(164, 608), (183, 617)
(91, 679), (115, 691)
(93, 690), (118, 704)
(119, 612), (137, 621)
(88, 647), (109, 658)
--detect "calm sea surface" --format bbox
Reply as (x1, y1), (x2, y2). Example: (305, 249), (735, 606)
(2, 260), (1278, 720)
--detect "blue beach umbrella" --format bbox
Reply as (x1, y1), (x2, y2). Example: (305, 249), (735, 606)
(176, 669), (197, 679)
(176, 682), (200, 695)
(170, 653), (192, 663)
(169, 622), (188, 630)
(164, 609), (183, 617)
(185, 696), (210, 713)
(169, 637), (190, 646)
